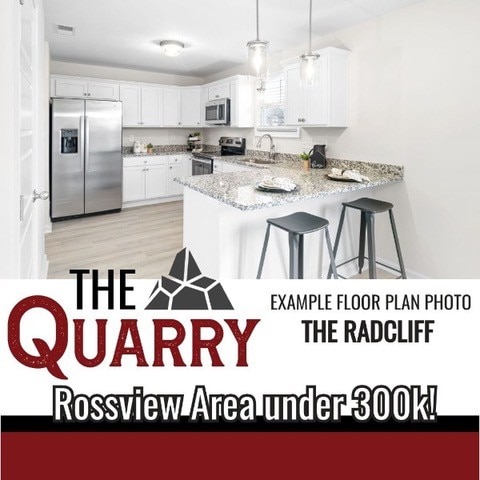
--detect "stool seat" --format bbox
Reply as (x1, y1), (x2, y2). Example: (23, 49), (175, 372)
(267, 212), (329, 235)
(257, 211), (338, 279)
(342, 197), (393, 214)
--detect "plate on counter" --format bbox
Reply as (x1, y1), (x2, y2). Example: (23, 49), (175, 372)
(326, 173), (358, 182)
(256, 184), (298, 193)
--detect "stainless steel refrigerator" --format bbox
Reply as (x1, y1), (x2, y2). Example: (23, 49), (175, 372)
(50, 98), (123, 220)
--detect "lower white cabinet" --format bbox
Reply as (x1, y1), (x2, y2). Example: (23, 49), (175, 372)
(123, 155), (187, 205)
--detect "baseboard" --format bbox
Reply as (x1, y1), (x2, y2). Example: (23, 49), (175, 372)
(44, 221), (52, 234)
(376, 256), (428, 279)
(39, 254), (49, 279)
(122, 196), (183, 209)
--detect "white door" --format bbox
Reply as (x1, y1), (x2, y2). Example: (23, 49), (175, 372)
(87, 81), (119, 100)
(163, 88), (181, 127)
(141, 86), (163, 126)
(54, 78), (87, 98)
(123, 166), (146, 202)
(181, 87), (201, 127)
(18, 0), (47, 278)
(145, 165), (167, 199)
(120, 85), (140, 126)
(167, 164), (184, 196)
(284, 64), (303, 125)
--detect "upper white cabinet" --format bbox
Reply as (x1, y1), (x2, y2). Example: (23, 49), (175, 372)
(163, 87), (181, 127)
(207, 81), (230, 101)
(120, 84), (164, 127)
(180, 87), (201, 127)
(229, 76), (256, 128)
(283, 47), (349, 127)
(51, 75), (119, 100)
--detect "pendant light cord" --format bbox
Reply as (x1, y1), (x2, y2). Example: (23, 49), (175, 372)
(308, 0), (313, 54)
(256, 0), (260, 40)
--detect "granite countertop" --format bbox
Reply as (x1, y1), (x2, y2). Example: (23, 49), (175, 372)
(123, 151), (190, 157)
(175, 155), (404, 211)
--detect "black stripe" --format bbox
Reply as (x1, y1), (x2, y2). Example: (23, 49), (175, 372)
(1, 415), (478, 433)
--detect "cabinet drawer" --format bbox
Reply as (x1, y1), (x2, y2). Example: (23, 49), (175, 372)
(146, 156), (168, 166)
(123, 156), (146, 167)
(168, 156), (183, 164)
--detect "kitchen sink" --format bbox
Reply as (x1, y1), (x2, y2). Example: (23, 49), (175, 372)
(243, 157), (277, 165)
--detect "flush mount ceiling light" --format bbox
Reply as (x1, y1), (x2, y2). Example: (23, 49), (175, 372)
(159, 40), (185, 57)
(246, 0), (269, 79)
(300, 0), (320, 87)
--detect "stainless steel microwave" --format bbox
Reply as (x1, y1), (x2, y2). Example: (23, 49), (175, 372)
(205, 98), (230, 125)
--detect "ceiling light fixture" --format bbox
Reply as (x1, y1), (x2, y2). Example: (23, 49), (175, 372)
(246, 0), (269, 79)
(300, 0), (320, 87)
(159, 40), (185, 57)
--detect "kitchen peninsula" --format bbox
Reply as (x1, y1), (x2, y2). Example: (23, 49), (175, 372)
(176, 156), (403, 279)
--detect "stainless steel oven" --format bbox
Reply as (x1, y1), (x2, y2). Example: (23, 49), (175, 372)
(205, 98), (230, 125)
(191, 155), (213, 175)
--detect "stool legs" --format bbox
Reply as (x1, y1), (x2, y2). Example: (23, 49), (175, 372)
(388, 210), (407, 279)
(325, 227), (338, 279)
(328, 205), (346, 279)
(256, 224), (271, 279)
(366, 213), (377, 279)
(358, 211), (367, 274)
(288, 233), (303, 279)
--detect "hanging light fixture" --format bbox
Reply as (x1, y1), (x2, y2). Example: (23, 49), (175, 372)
(246, 0), (269, 79)
(300, 0), (320, 87)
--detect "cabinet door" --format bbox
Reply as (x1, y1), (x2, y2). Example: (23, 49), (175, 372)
(120, 85), (141, 127)
(141, 86), (164, 126)
(167, 164), (184, 196)
(208, 82), (230, 101)
(123, 166), (145, 202)
(200, 87), (209, 126)
(54, 78), (87, 98)
(88, 81), (119, 100)
(304, 56), (328, 125)
(212, 160), (223, 174)
(163, 88), (181, 127)
(284, 65), (303, 126)
(181, 88), (201, 127)
(145, 164), (167, 199)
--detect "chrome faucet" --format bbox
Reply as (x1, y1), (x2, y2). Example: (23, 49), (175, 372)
(256, 134), (276, 159)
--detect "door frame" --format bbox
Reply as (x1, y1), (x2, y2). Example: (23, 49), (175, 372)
(0, 0), (49, 278)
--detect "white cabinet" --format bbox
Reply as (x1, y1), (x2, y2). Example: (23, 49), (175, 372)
(163, 88), (181, 127)
(284, 47), (349, 127)
(51, 75), (119, 100)
(167, 162), (184, 196)
(123, 156), (169, 204)
(208, 81), (230, 101)
(123, 165), (146, 202)
(120, 85), (164, 127)
(229, 77), (256, 128)
(180, 87), (201, 127)
(213, 160), (252, 174)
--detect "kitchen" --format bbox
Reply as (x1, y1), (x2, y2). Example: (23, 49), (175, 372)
(0, 0), (479, 279)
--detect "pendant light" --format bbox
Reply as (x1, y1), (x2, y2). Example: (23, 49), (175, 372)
(300, 0), (320, 87)
(246, 0), (269, 79)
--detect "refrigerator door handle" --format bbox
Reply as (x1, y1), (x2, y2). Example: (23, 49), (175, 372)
(79, 115), (85, 171)
(85, 116), (90, 172)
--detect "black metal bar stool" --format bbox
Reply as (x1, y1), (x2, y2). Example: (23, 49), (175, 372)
(328, 197), (407, 279)
(257, 212), (338, 279)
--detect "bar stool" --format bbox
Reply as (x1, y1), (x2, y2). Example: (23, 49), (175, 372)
(256, 212), (338, 279)
(327, 197), (407, 279)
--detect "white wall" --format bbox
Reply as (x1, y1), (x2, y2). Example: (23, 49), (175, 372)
(204, 0), (480, 279)
(122, 128), (202, 147)
(51, 60), (203, 86)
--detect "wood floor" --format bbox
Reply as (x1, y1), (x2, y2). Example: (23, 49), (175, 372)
(46, 201), (183, 279)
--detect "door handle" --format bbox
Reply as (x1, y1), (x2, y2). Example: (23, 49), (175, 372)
(33, 190), (49, 202)
(85, 116), (90, 171)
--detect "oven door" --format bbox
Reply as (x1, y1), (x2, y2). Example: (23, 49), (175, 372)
(192, 158), (213, 175)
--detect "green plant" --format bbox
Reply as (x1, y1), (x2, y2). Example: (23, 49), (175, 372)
(299, 151), (310, 161)
(193, 132), (201, 137)
(146, 143), (154, 149)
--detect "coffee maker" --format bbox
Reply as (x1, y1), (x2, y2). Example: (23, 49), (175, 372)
(309, 145), (327, 169)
